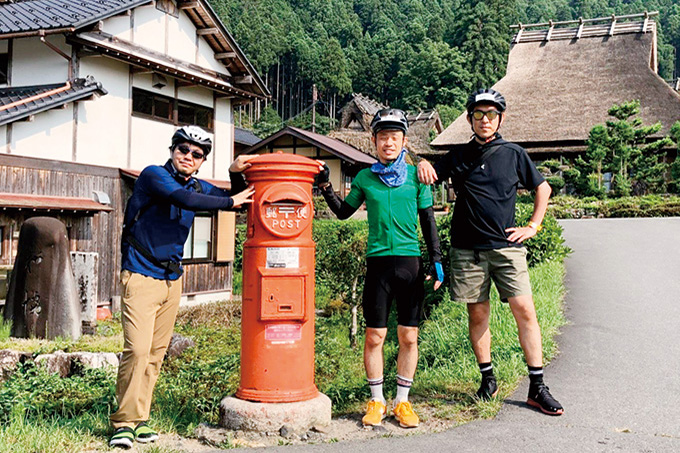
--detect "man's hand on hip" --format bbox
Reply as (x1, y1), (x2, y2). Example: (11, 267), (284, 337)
(505, 226), (537, 243)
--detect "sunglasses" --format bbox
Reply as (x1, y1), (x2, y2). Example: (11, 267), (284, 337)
(176, 144), (205, 160)
(471, 110), (501, 121)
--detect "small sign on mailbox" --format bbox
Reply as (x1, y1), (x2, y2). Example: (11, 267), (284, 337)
(265, 324), (302, 344)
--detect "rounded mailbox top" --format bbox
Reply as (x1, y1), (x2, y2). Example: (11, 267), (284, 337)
(244, 152), (320, 183)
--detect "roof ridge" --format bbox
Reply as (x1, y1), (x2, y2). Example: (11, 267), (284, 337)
(511, 12), (658, 43)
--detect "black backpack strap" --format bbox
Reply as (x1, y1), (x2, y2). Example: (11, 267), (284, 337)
(121, 165), (201, 276)
(452, 144), (503, 192)
(192, 178), (202, 194)
(123, 233), (182, 275)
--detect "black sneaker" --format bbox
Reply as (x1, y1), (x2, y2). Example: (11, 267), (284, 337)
(527, 383), (564, 415)
(109, 427), (135, 449)
(475, 375), (499, 401)
(134, 421), (159, 443)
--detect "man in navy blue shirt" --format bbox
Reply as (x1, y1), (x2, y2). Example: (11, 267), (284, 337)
(110, 126), (255, 449)
(418, 89), (563, 417)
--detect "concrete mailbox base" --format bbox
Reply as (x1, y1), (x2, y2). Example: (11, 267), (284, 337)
(220, 393), (331, 434)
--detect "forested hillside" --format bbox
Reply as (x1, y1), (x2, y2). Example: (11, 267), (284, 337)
(209, 0), (680, 125)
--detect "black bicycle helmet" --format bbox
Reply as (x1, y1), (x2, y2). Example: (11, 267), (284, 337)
(466, 88), (506, 113)
(171, 125), (213, 155)
(370, 108), (409, 135)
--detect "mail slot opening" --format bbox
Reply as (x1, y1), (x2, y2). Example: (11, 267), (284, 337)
(269, 200), (305, 206)
(279, 305), (293, 311)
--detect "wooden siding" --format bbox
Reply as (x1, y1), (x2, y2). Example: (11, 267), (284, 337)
(0, 154), (232, 305)
(182, 262), (232, 295)
(0, 155), (124, 304)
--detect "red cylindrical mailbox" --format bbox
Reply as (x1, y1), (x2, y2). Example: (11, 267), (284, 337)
(236, 153), (320, 403)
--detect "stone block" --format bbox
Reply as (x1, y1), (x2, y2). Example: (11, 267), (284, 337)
(166, 333), (195, 358)
(220, 393), (332, 434)
(0, 349), (29, 381)
(70, 351), (118, 370)
(70, 252), (99, 326)
(35, 351), (71, 377)
(3, 217), (81, 340)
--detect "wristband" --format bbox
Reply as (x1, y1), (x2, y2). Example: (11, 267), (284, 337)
(528, 221), (543, 232)
(434, 262), (444, 282)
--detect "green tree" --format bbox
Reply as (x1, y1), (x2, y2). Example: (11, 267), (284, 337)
(456, 0), (519, 89)
(668, 121), (680, 193)
(574, 124), (609, 197)
(573, 100), (674, 197)
(252, 106), (283, 138)
(391, 39), (471, 110)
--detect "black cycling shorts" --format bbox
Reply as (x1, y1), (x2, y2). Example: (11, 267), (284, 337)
(362, 256), (425, 328)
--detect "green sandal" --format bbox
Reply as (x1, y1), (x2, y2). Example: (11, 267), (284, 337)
(134, 421), (159, 443)
(109, 427), (135, 449)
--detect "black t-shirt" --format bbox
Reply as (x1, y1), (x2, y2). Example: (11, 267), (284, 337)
(433, 135), (545, 250)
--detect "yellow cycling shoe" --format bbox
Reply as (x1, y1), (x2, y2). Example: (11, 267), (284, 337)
(361, 399), (387, 426)
(393, 401), (420, 428)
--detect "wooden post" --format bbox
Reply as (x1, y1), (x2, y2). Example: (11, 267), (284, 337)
(312, 84), (317, 133)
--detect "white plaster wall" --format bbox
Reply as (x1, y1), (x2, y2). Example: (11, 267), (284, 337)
(130, 116), (176, 169)
(197, 36), (227, 73)
(168, 9), (198, 63)
(10, 107), (73, 160)
(102, 13), (133, 40)
(132, 3), (166, 54)
(177, 85), (212, 107)
(76, 57), (130, 168)
(328, 159), (342, 189)
(12, 36), (69, 85)
(129, 2), (229, 75)
(213, 98), (233, 181)
(133, 72), (175, 97)
(0, 126), (6, 150)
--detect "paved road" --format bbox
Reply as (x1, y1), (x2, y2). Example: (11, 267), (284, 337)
(238, 218), (680, 452)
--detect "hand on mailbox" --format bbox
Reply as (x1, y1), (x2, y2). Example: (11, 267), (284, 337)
(230, 154), (260, 173)
(315, 162), (331, 187)
(231, 185), (255, 208)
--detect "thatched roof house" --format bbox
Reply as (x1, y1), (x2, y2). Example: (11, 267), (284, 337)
(329, 93), (445, 160)
(431, 12), (680, 159)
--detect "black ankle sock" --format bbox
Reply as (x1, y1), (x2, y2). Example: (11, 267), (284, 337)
(479, 362), (494, 378)
(528, 366), (544, 386)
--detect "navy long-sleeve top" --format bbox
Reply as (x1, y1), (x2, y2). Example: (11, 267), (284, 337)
(121, 160), (246, 280)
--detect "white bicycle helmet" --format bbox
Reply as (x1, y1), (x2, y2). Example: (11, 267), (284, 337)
(171, 125), (213, 155)
(370, 108), (409, 135)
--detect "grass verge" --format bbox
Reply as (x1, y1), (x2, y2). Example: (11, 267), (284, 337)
(0, 260), (565, 450)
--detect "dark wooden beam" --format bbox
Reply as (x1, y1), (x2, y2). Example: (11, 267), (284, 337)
(215, 52), (237, 59)
(197, 28), (219, 36)
(234, 75), (252, 84)
(178, 1), (199, 9)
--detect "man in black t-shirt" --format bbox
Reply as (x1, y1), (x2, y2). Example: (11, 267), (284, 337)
(418, 88), (563, 416)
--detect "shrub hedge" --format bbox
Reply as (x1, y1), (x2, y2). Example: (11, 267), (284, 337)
(547, 195), (680, 219)
(234, 203), (570, 307)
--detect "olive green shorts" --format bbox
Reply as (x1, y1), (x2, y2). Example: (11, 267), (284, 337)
(449, 247), (532, 303)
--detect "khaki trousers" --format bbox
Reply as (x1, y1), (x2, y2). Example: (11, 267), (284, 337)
(110, 270), (182, 429)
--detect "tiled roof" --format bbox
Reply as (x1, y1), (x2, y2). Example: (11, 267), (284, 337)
(234, 127), (260, 147)
(0, 0), (151, 36)
(0, 76), (107, 126)
(0, 0), (269, 99)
